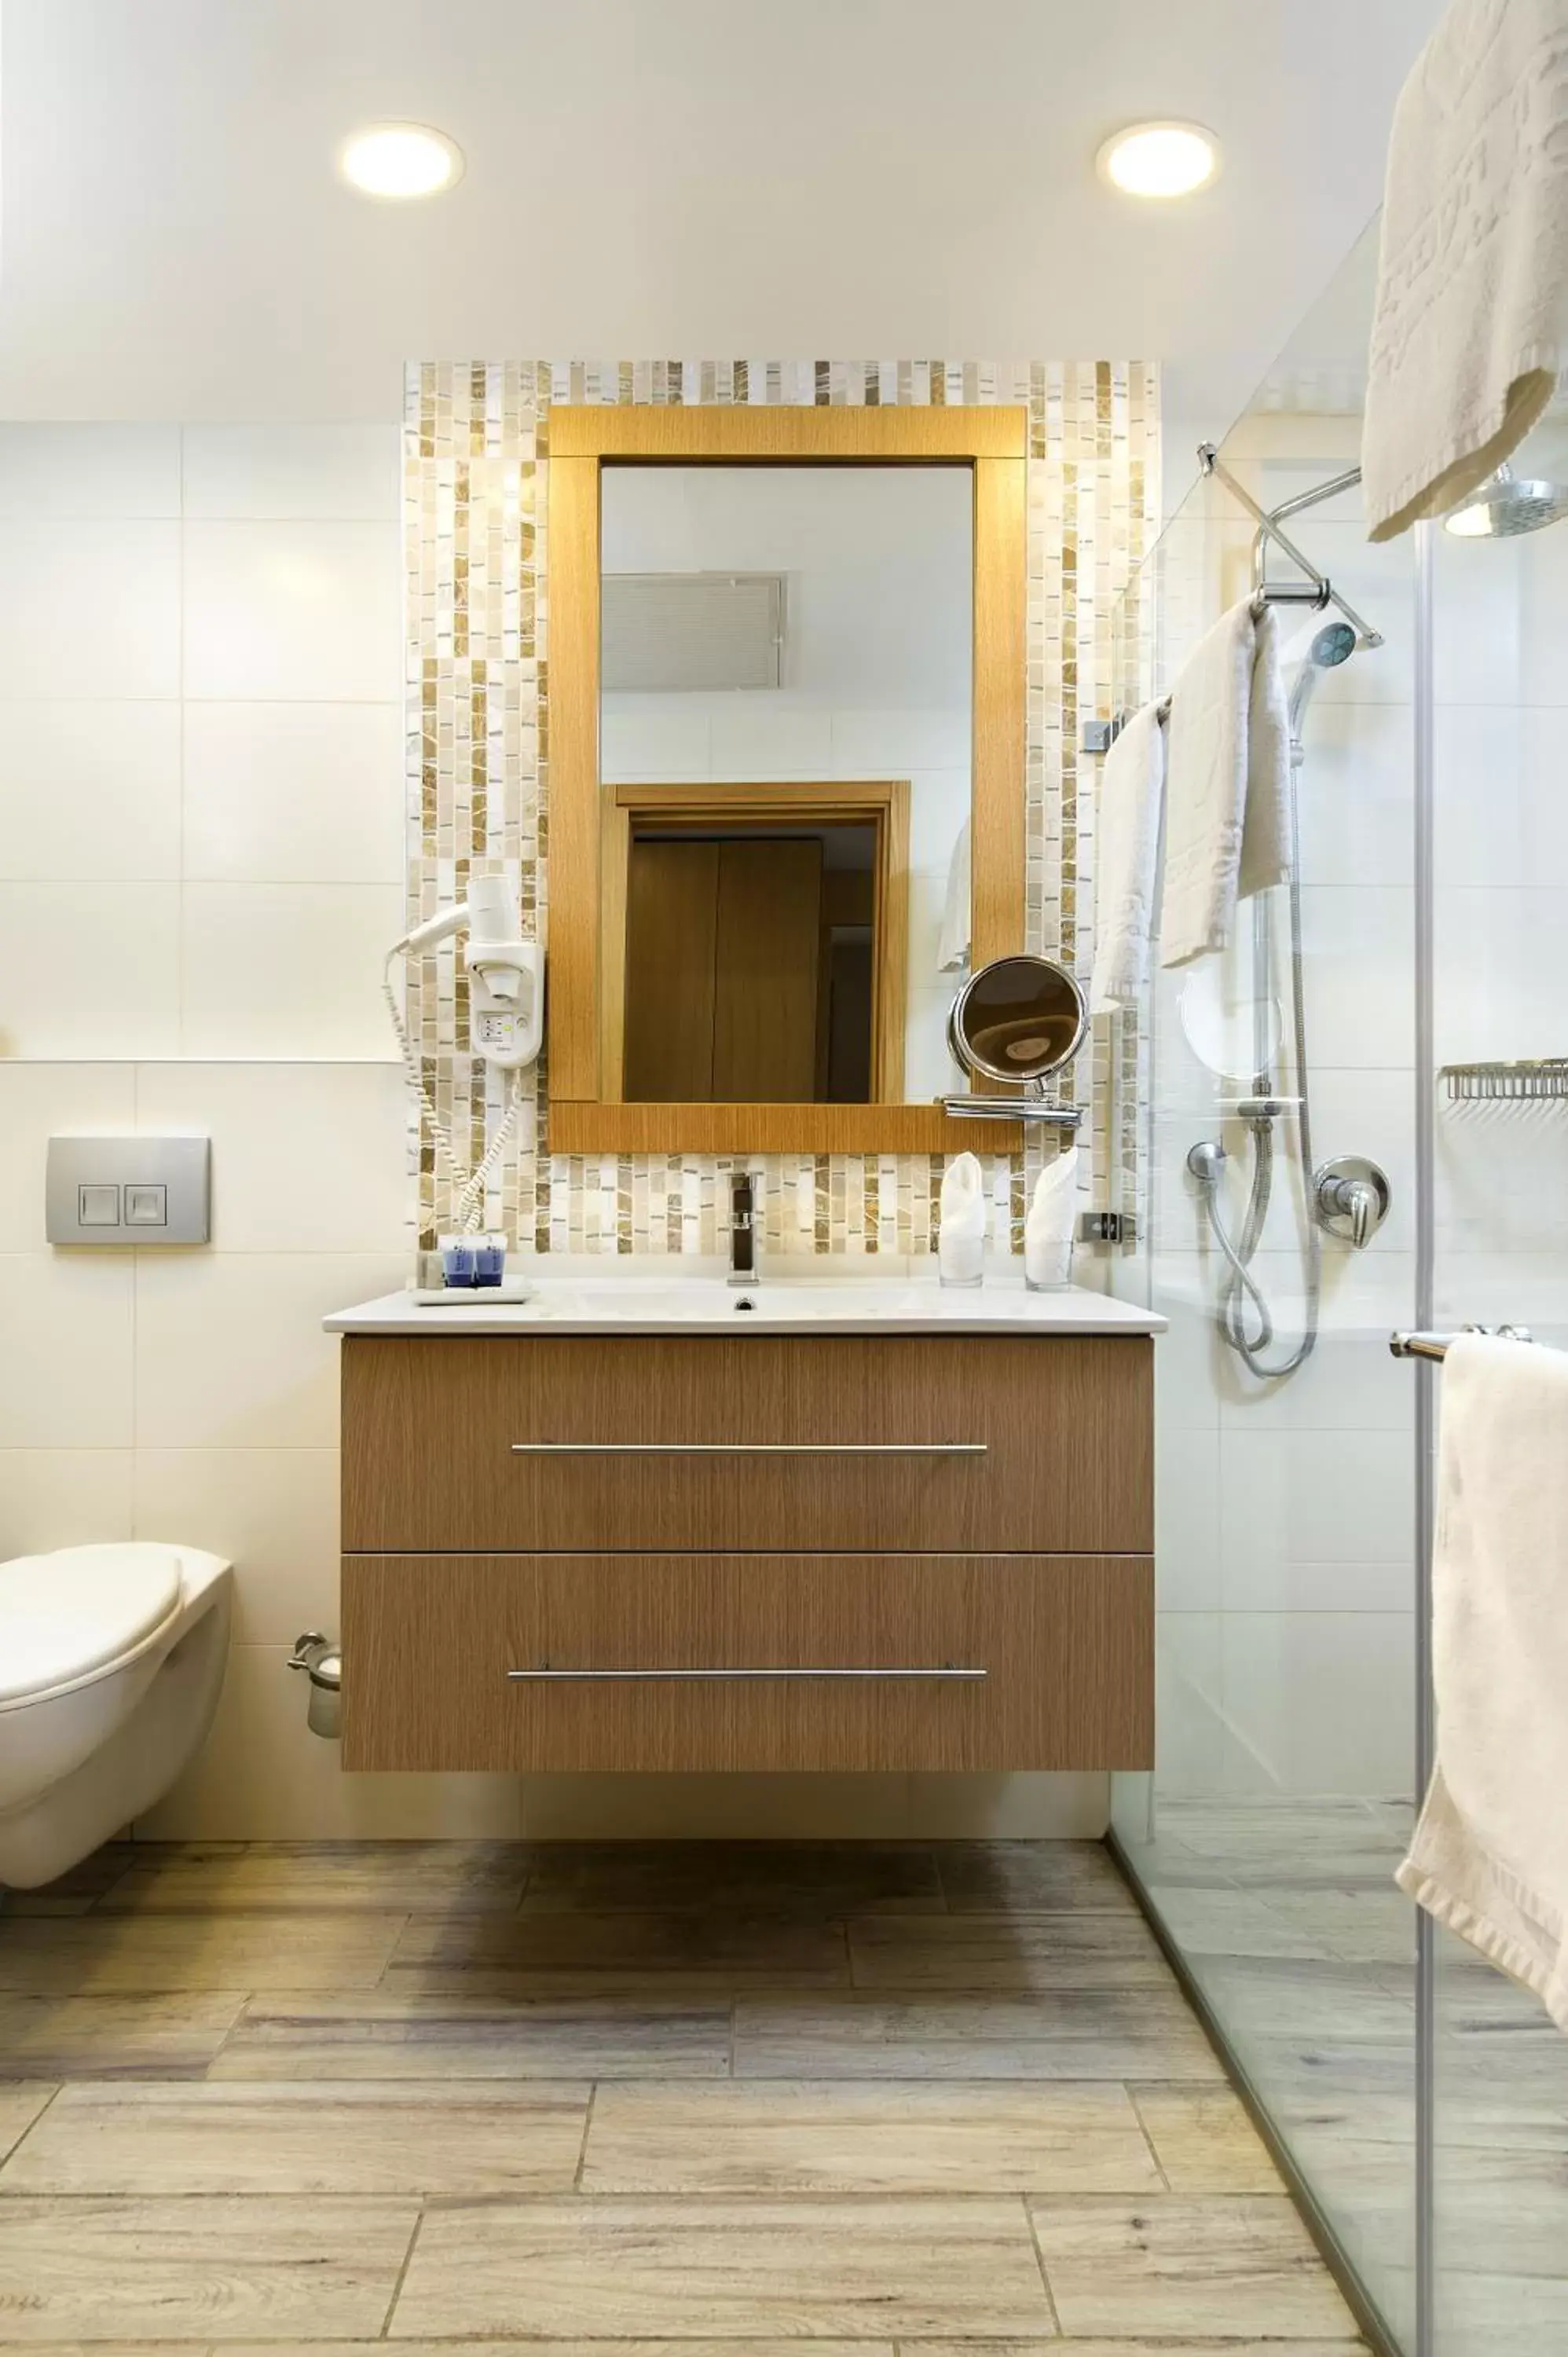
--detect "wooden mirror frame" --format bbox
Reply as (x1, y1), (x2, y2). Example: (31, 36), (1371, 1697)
(547, 402), (1028, 1153)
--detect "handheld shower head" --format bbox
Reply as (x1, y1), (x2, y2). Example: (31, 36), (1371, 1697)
(1308, 621), (1356, 668)
(1288, 618), (1357, 741)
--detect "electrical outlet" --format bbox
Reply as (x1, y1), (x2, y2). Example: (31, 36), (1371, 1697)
(1079, 1209), (1135, 1244)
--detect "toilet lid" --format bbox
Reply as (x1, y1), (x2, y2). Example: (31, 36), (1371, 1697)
(0, 1545), (184, 1702)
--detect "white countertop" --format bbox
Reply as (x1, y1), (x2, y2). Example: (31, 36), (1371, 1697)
(324, 1267), (1164, 1337)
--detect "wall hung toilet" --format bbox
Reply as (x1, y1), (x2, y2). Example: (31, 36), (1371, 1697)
(0, 1543), (232, 1889)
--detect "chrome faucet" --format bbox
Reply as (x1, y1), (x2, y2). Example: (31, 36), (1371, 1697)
(728, 1171), (758, 1286)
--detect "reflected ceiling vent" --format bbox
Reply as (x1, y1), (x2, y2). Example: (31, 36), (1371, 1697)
(602, 573), (785, 692)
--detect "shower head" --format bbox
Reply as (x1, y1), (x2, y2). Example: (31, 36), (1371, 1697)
(1444, 461), (1568, 538)
(1308, 621), (1356, 668)
(1288, 617), (1357, 739)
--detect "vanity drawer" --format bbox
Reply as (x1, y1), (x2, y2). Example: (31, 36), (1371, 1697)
(341, 1333), (1152, 1556)
(340, 1552), (1152, 1773)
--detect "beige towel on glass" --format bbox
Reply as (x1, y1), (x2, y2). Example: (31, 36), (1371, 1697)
(1160, 600), (1291, 970)
(1364, 0), (1568, 543)
(1398, 1333), (1568, 2032)
(1090, 701), (1166, 1012)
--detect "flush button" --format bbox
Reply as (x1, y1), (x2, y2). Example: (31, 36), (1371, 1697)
(125, 1183), (168, 1226)
(78, 1183), (121, 1226)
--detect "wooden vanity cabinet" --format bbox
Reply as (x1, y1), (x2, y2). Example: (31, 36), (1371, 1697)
(339, 1332), (1154, 1774)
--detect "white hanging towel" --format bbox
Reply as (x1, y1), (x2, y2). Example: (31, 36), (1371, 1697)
(1089, 701), (1166, 1013)
(1160, 599), (1291, 971)
(1398, 1333), (1568, 2033)
(1363, 0), (1568, 543)
(936, 820), (971, 973)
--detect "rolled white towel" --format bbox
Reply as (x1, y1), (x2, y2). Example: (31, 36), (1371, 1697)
(937, 1151), (987, 1288)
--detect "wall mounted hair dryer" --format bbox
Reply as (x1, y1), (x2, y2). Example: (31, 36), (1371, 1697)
(387, 874), (543, 1070)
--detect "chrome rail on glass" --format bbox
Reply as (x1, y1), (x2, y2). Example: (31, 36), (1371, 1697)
(1197, 442), (1384, 650)
(1389, 1325), (1533, 1362)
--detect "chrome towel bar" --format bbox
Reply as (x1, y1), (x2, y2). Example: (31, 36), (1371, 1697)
(507, 1666), (989, 1681)
(1390, 1326), (1533, 1362)
(509, 1442), (987, 1457)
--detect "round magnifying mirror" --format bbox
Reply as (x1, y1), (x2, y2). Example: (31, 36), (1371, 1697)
(947, 954), (1088, 1087)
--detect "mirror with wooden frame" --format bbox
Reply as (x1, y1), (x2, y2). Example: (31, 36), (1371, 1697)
(548, 405), (1028, 1153)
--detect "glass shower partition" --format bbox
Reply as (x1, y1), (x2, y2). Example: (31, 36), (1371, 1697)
(1111, 224), (1568, 2357)
(1110, 226), (1423, 2355)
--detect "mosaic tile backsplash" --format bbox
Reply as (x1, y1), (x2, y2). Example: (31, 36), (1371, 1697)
(405, 359), (1158, 1257)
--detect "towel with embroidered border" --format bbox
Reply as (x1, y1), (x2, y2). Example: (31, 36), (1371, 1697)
(1363, 0), (1568, 543)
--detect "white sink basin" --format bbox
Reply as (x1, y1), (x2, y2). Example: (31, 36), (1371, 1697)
(324, 1270), (1163, 1336)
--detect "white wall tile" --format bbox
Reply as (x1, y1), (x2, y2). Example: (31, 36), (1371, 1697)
(0, 1253), (134, 1449)
(0, 700), (181, 882)
(0, 425), (181, 519)
(138, 1641), (524, 1840)
(907, 771), (971, 873)
(0, 1450), (134, 1555)
(1156, 1428), (1222, 1611)
(180, 883), (405, 1059)
(1219, 1428), (1413, 1586)
(183, 702), (403, 884)
(132, 1251), (404, 1450)
(183, 521), (401, 701)
(0, 522), (181, 699)
(0, 882), (181, 1058)
(0, 1062), (137, 1250)
(132, 1061), (408, 1254)
(180, 425), (399, 522)
(133, 1447), (339, 1647)
(831, 707), (969, 772)
(706, 702), (834, 780)
(1220, 1612), (1415, 1796)
(599, 701), (712, 781)
(1298, 886), (1416, 1069)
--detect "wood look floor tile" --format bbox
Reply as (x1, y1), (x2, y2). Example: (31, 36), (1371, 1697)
(0, 2082), (55, 2160)
(390, 2197), (1057, 2341)
(0, 1991), (247, 2077)
(518, 1840), (944, 1916)
(1028, 2194), (1357, 2339)
(390, 1908), (850, 1988)
(210, 1990), (731, 2080)
(0, 1912), (405, 1992)
(0, 1842), (133, 1914)
(735, 1991), (1224, 2080)
(229, 2343), (891, 2357)
(935, 1841), (1134, 1914)
(848, 1911), (1171, 1991)
(0, 2080), (591, 2195)
(909, 2344), (1368, 2357)
(0, 2194), (418, 2341)
(581, 2079), (1160, 2193)
(99, 1839), (529, 1915)
(1130, 2084), (1286, 2194)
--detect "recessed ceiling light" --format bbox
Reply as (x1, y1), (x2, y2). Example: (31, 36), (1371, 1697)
(1097, 121), (1219, 200)
(339, 123), (463, 200)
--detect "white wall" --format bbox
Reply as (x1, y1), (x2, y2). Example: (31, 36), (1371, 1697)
(0, 420), (427, 1837)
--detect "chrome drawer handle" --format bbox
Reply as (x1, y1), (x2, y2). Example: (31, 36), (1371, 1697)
(507, 1666), (988, 1682)
(509, 1442), (987, 1457)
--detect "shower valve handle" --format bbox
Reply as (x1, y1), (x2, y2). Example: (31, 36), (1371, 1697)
(1313, 1157), (1391, 1249)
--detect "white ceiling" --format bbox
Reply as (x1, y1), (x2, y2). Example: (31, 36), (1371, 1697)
(0, 0), (1446, 435)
